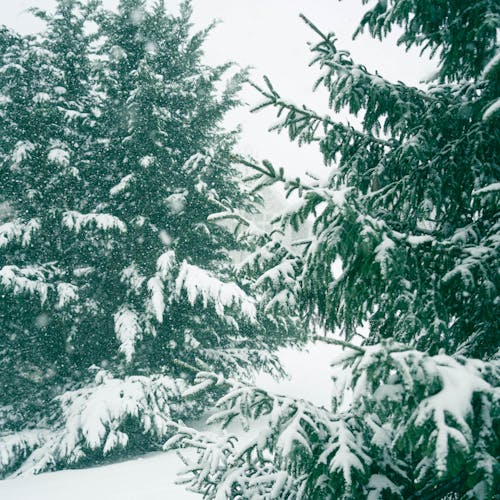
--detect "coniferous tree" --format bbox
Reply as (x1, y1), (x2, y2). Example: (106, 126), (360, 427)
(171, 1), (500, 498)
(0, 0), (291, 475)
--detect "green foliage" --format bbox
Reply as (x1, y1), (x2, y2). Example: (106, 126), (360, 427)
(355, 0), (499, 83)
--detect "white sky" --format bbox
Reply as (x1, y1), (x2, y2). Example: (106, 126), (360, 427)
(2, 0), (435, 179)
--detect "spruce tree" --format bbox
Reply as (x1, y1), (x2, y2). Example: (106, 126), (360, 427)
(0, 0), (288, 475)
(170, 1), (500, 498)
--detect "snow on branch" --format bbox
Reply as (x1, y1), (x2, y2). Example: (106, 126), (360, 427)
(250, 78), (395, 148)
(114, 307), (141, 362)
(47, 147), (70, 167)
(120, 263), (146, 292)
(168, 341), (499, 498)
(175, 261), (256, 322)
(0, 429), (51, 475)
(10, 140), (35, 164)
(254, 258), (297, 289)
(109, 173), (134, 196)
(0, 371), (186, 477)
(0, 264), (77, 309)
(374, 233), (396, 278)
(62, 211), (126, 234)
(181, 152), (205, 173)
(0, 265), (51, 304)
(344, 342), (500, 490)
(482, 98), (500, 121)
(55, 371), (177, 456)
(401, 353), (492, 476)
(0, 218), (40, 248)
(147, 276), (164, 323)
(156, 250), (176, 279)
(169, 370), (368, 498)
(55, 282), (78, 309)
(472, 182), (500, 196)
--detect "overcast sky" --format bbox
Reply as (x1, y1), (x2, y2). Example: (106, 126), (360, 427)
(2, 0), (435, 179)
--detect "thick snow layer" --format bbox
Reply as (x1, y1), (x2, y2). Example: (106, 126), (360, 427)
(0, 451), (199, 500)
(0, 342), (339, 499)
(114, 307), (141, 362)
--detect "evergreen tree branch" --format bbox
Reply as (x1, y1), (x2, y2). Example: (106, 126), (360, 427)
(173, 359), (204, 375)
(299, 14), (446, 106)
(312, 335), (365, 354)
(251, 81), (396, 148)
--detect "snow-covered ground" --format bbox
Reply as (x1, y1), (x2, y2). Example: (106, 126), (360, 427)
(0, 342), (338, 500)
(0, 451), (199, 500)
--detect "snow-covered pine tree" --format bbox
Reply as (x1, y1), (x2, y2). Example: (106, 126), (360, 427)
(169, 1), (500, 498)
(91, 0), (274, 374)
(0, 0), (290, 476)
